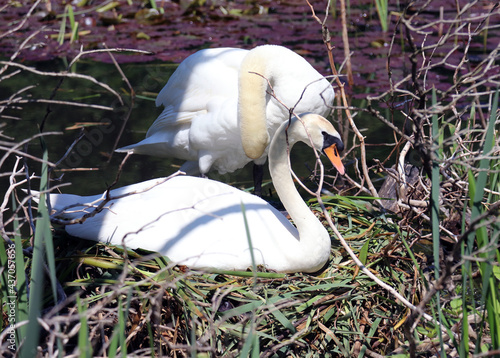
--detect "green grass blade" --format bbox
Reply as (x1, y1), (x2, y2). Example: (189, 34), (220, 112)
(459, 293), (470, 357)
(464, 89), (499, 353)
(70, 22), (79, 43)
(66, 5), (79, 42)
(21, 146), (52, 357)
(107, 323), (119, 358)
(358, 239), (370, 265)
(468, 90), (498, 246)
(0, 195), (27, 352)
(430, 87), (446, 356)
(373, 0), (388, 32)
(57, 8), (67, 45)
(240, 202), (257, 278)
(67, 4), (75, 30)
(251, 329), (260, 358)
(44, 222), (59, 308)
(270, 305), (296, 333)
(11, 193), (28, 342)
(239, 320), (258, 358)
(398, 226), (429, 290)
(431, 87), (441, 280)
(107, 292), (130, 358)
(77, 296), (92, 357)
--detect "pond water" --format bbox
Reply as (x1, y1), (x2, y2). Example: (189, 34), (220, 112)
(1, 59), (397, 200)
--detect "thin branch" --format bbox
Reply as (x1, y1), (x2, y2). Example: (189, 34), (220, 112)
(0, 61), (123, 105)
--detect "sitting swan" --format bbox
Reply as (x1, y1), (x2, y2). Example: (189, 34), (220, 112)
(117, 45), (335, 194)
(46, 114), (344, 273)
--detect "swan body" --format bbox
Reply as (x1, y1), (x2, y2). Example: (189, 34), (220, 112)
(117, 45), (335, 177)
(48, 114), (344, 273)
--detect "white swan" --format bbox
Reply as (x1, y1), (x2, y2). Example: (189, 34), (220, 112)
(46, 114), (344, 273)
(117, 45), (335, 193)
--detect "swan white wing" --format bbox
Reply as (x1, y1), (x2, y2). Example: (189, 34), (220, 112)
(50, 176), (300, 271)
(116, 122), (196, 160)
(188, 97), (251, 173)
(152, 48), (247, 127)
(120, 48), (249, 161)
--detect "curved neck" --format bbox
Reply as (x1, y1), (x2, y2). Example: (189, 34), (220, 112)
(268, 122), (330, 272)
(238, 47), (275, 160)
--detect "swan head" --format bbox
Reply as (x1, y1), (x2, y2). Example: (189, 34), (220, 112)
(293, 113), (345, 175)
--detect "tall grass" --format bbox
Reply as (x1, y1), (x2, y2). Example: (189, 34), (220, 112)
(425, 89), (500, 356)
(464, 90), (500, 354)
(21, 139), (61, 357)
(374, 0), (388, 32)
(57, 4), (80, 44)
(430, 88), (446, 355)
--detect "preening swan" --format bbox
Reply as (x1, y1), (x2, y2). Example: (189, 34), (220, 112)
(117, 45), (335, 193)
(46, 114), (344, 273)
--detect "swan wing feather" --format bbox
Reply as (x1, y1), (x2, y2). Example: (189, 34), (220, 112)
(50, 176), (300, 271)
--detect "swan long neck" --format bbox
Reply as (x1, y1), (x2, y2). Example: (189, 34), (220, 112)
(238, 47), (276, 160)
(268, 121), (331, 271)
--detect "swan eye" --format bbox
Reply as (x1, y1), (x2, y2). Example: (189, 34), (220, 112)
(322, 131), (344, 152)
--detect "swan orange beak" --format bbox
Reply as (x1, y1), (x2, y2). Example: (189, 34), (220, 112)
(324, 144), (345, 175)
